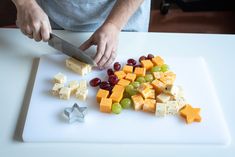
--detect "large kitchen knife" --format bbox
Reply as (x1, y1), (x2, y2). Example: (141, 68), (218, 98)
(48, 33), (96, 66)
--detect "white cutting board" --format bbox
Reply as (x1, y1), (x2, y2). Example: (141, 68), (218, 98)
(22, 54), (231, 144)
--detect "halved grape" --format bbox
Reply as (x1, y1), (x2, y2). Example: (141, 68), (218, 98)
(114, 62), (121, 71)
(161, 64), (169, 72)
(130, 81), (140, 88)
(112, 103), (122, 114)
(125, 85), (134, 93)
(144, 74), (154, 82)
(120, 98), (132, 109)
(151, 66), (161, 73)
(108, 75), (119, 86)
(89, 78), (101, 87)
(136, 76), (146, 83)
(128, 88), (138, 96)
(139, 56), (146, 62)
(147, 54), (154, 60)
(107, 68), (114, 76)
(127, 59), (137, 66)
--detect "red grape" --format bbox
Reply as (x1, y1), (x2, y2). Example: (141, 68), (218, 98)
(89, 78), (101, 87)
(127, 59), (137, 66)
(113, 62), (121, 71)
(108, 75), (119, 86)
(99, 81), (111, 90)
(139, 56), (146, 62)
(107, 68), (114, 76)
(126, 63), (133, 66)
(147, 54), (154, 59)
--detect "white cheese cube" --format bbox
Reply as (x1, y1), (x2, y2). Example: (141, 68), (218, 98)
(53, 72), (67, 84)
(68, 80), (79, 94)
(51, 83), (64, 96)
(155, 103), (166, 117)
(176, 97), (187, 109)
(76, 89), (88, 101)
(156, 93), (171, 103)
(79, 80), (87, 90)
(166, 101), (179, 115)
(66, 58), (92, 76)
(59, 87), (71, 100)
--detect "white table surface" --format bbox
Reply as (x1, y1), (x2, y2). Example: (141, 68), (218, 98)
(0, 28), (234, 157)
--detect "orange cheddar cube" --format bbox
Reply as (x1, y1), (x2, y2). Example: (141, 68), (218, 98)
(100, 98), (112, 113)
(134, 67), (146, 77)
(110, 92), (123, 103)
(117, 79), (131, 87)
(131, 94), (144, 110)
(96, 89), (109, 103)
(112, 84), (125, 94)
(143, 99), (156, 113)
(122, 65), (133, 73)
(151, 56), (165, 66)
(137, 83), (152, 99)
(114, 71), (126, 79)
(151, 79), (166, 94)
(153, 72), (164, 80)
(141, 60), (154, 70)
(141, 82), (153, 89)
(125, 73), (136, 82)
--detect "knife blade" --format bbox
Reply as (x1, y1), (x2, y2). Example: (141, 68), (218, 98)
(48, 33), (96, 66)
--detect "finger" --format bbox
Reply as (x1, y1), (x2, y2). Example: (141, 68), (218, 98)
(27, 34), (33, 39)
(79, 38), (93, 51)
(26, 25), (33, 35)
(40, 21), (50, 42)
(97, 43), (113, 67)
(32, 22), (42, 42)
(93, 40), (106, 64)
(103, 51), (117, 68)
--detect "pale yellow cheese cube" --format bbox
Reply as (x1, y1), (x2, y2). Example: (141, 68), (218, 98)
(155, 103), (166, 117)
(166, 101), (179, 115)
(79, 80), (87, 89)
(156, 93), (171, 103)
(59, 87), (71, 100)
(53, 72), (67, 84)
(68, 80), (79, 94)
(51, 83), (64, 96)
(76, 89), (88, 101)
(66, 57), (92, 76)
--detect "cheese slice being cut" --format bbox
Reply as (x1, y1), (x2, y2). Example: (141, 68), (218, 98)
(66, 57), (92, 76)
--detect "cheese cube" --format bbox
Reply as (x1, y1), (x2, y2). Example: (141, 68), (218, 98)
(164, 85), (179, 97)
(141, 82), (153, 89)
(110, 92), (123, 103)
(76, 88), (88, 101)
(59, 87), (71, 100)
(141, 60), (154, 70)
(51, 83), (64, 96)
(117, 79), (131, 87)
(79, 80), (87, 89)
(114, 71), (126, 79)
(96, 89), (109, 103)
(151, 56), (164, 66)
(156, 93), (171, 103)
(176, 97), (187, 109)
(125, 73), (136, 82)
(66, 57), (92, 76)
(122, 65), (133, 73)
(112, 84), (125, 94)
(131, 94), (144, 110)
(155, 103), (166, 117)
(143, 99), (156, 113)
(137, 83), (152, 99)
(153, 71), (164, 80)
(166, 101), (179, 115)
(68, 80), (79, 94)
(53, 72), (67, 84)
(160, 76), (175, 85)
(151, 79), (166, 94)
(134, 67), (146, 77)
(146, 89), (155, 99)
(100, 98), (112, 113)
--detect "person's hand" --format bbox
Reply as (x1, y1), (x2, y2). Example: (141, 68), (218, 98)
(13, 0), (51, 42)
(79, 22), (120, 69)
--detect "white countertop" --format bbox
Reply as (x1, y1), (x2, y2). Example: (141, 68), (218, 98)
(0, 28), (234, 157)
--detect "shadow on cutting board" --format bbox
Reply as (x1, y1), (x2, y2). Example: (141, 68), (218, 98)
(13, 58), (40, 142)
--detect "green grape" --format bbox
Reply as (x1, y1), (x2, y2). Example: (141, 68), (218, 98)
(123, 91), (131, 98)
(129, 88), (138, 96)
(161, 64), (169, 72)
(151, 66), (161, 73)
(144, 74), (154, 82)
(136, 76), (146, 83)
(130, 81), (140, 88)
(112, 103), (122, 114)
(125, 85), (134, 93)
(120, 98), (132, 109)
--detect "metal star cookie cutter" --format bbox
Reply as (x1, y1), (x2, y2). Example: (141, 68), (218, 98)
(64, 103), (87, 123)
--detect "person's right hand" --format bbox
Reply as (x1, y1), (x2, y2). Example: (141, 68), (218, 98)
(13, 0), (51, 42)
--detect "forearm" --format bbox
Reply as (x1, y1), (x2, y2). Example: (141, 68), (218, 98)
(12, 0), (35, 8)
(103, 0), (144, 31)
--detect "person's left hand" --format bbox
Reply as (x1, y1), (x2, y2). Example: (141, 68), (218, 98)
(79, 22), (120, 69)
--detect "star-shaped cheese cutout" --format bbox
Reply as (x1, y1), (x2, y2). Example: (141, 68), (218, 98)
(180, 104), (201, 124)
(64, 103), (87, 123)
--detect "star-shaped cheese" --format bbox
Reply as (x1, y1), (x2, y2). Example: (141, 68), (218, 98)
(180, 104), (201, 124)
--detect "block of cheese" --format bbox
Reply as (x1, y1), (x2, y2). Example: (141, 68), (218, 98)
(110, 92), (123, 103)
(76, 88), (88, 101)
(143, 99), (156, 113)
(59, 87), (71, 100)
(131, 94), (144, 111)
(153, 71), (164, 80)
(125, 73), (136, 82)
(96, 89), (109, 103)
(53, 72), (67, 84)
(65, 57), (92, 76)
(160, 76), (175, 85)
(151, 79), (166, 94)
(100, 98), (112, 113)
(141, 60), (154, 70)
(122, 65), (133, 73)
(146, 89), (155, 99)
(151, 56), (164, 66)
(175, 97), (187, 110)
(117, 79), (130, 87)
(79, 80), (87, 89)
(137, 83), (152, 99)
(112, 84), (125, 94)
(68, 80), (79, 94)
(155, 103), (166, 117)
(166, 101), (179, 115)
(156, 93), (171, 103)
(134, 67), (146, 77)
(164, 85), (179, 96)
(51, 83), (64, 96)
(114, 71), (126, 79)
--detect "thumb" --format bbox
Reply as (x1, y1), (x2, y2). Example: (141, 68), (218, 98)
(79, 38), (93, 51)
